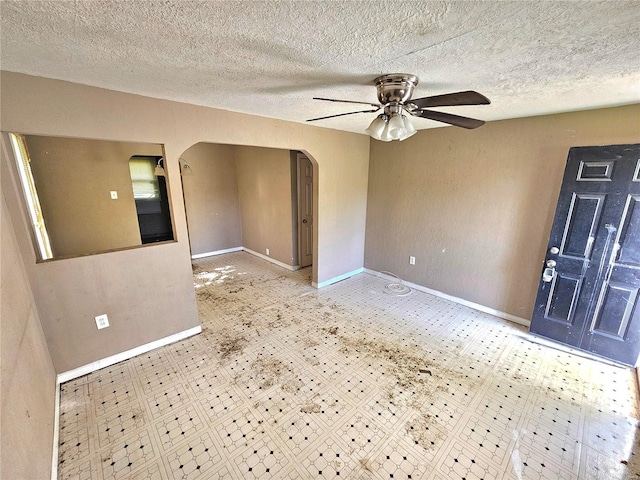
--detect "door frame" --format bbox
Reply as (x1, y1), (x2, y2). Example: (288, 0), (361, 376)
(296, 152), (313, 268)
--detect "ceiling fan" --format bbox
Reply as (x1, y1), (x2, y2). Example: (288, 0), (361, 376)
(307, 74), (490, 141)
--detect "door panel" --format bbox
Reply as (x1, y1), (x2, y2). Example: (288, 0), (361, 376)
(560, 193), (605, 258)
(577, 160), (615, 181)
(530, 144), (640, 366)
(591, 283), (637, 338)
(545, 274), (582, 324)
(297, 154), (313, 268)
(586, 275), (640, 365)
(617, 195), (640, 266)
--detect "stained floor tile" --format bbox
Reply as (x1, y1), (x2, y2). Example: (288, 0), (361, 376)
(58, 252), (640, 479)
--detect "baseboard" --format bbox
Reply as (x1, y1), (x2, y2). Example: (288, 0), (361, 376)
(242, 247), (300, 271)
(363, 269), (530, 327)
(191, 246), (242, 259)
(56, 326), (202, 384)
(192, 246), (301, 272)
(51, 379), (61, 480)
(313, 268), (364, 289)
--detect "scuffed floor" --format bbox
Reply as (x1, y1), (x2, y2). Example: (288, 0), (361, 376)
(58, 251), (640, 479)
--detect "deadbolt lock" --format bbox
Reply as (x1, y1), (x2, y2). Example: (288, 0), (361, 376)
(549, 246), (559, 255)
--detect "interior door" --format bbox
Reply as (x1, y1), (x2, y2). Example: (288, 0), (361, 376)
(529, 144), (640, 366)
(297, 153), (313, 268)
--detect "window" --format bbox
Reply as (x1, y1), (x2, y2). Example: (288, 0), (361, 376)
(9, 133), (53, 260)
(128, 156), (173, 244)
(129, 157), (161, 200)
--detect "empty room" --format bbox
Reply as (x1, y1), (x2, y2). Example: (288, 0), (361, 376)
(1, 2), (639, 479)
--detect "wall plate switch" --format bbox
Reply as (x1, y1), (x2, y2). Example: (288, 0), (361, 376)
(409, 256), (416, 265)
(110, 191), (118, 199)
(266, 248), (270, 256)
(95, 314), (109, 329)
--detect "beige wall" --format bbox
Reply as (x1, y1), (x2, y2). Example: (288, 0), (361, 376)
(365, 104), (640, 320)
(236, 146), (295, 266)
(3, 70), (635, 480)
(181, 143), (304, 266)
(1, 182), (56, 479)
(181, 142), (242, 255)
(25, 135), (162, 257)
(0, 71), (370, 376)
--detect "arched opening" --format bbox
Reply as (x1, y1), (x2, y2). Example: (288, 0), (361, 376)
(177, 142), (319, 284)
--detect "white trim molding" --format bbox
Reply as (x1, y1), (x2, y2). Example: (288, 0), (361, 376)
(191, 246), (242, 259)
(313, 268), (364, 289)
(364, 269), (530, 327)
(242, 248), (300, 271)
(51, 380), (61, 480)
(56, 326), (202, 384)
(192, 247), (301, 272)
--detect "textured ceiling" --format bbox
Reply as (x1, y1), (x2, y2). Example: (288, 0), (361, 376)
(1, 1), (639, 134)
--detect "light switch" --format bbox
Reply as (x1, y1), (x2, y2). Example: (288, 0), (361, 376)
(110, 191), (118, 199)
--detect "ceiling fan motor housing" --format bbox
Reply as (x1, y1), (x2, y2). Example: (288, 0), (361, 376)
(374, 74), (418, 106)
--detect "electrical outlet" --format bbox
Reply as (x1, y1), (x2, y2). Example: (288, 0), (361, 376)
(110, 191), (118, 199)
(95, 314), (110, 329)
(266, 248), (270, 256)
(409, 256), (416, 265)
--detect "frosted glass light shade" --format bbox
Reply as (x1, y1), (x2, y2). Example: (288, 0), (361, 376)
(399, 116), (417, 141)
(365, 115), (387, 140)
(386, 113), (407, 139)
(379, 124), (393, 142)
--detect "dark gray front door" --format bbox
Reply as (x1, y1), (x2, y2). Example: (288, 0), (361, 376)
(529, 144), (640, 366)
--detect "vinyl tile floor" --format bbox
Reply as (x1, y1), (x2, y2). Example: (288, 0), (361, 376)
(58, 252), (640, 479)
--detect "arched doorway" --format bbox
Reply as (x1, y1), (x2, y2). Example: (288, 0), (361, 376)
(178, 142), (318, 280)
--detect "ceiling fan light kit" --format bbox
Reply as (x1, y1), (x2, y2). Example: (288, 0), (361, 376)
(401, 115), (417, 140)
(366, 112), (417, 142)
(308, 73), (490, 141)
(365, 114), (387, 140)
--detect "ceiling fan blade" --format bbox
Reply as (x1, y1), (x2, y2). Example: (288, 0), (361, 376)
(307, 108), (380, 122)
(411, 91), (490, 109)
(313, 97), (381, 108)
(412, 109), (485, 129)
